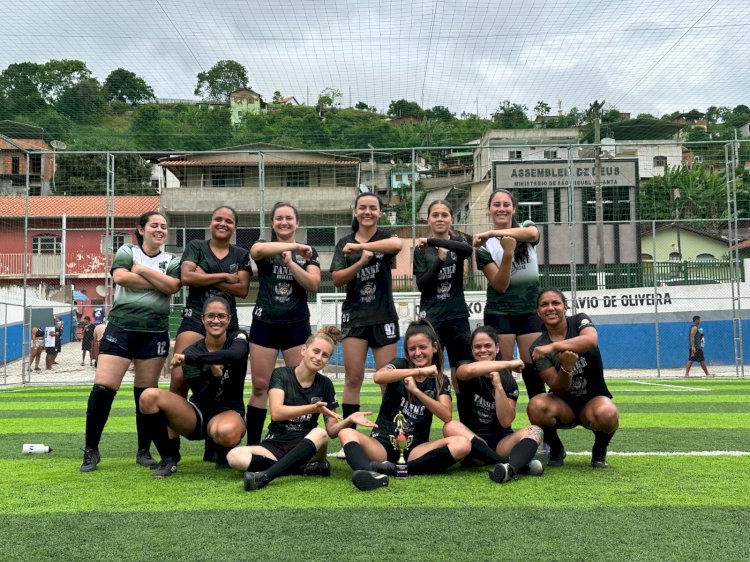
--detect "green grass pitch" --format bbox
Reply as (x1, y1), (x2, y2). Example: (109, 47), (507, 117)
(1, 379), (750, 561)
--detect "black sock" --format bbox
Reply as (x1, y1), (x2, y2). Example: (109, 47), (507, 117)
(407, 445), (457, 475)
(342, 404), (360, 431)
(141, 410), (176, 460)
(247, 455), (276, 472)
(343, 441), (372, 471)
(85, 384), (117, 450)
(245, 405), (267, 446)
(592, 430), (615, 458)
(264, 438), (317, 481)
(507, 438), (539, 476)
(214, 444), (231, 465)
(133, 387), (151, 451)
(522, 363), (545, 399)
(543, 426), (564, 455)
(470, 436), (504, 465)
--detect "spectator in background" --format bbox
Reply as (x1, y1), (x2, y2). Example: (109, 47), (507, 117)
(91, 320), (106, 368)
(685, 316), (714, 377)
(30, 326), (44, 371)
(54, 316), (64, 362)
(93, 306), (106, 325)
(44, 325), (57, 370)
(81, 316), (95, 366)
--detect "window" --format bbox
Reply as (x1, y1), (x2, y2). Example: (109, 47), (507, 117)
(514, 188), (547, 223)
(210, 167), (243, 187)
(32, 234), (60, 255)
(335, 167), (357, 187)
(102, 232), (131, 253)
(696, 253), (715, 261)
(583, 186), (631, 222)
(11, 157), (20, 175)
(306, 228), (335, 248)
(669, 251), (682, 262)
(653, 156), (667, 168)
(543, 150), (558, 160)
(508, 150), (522, 160)
(285, 170), (310, 187)
(30, 154), (41, 174)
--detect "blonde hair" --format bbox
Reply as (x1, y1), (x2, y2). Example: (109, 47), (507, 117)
(306, 325), (343, 347)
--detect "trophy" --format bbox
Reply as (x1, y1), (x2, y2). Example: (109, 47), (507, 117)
(390, 413), (413, 479)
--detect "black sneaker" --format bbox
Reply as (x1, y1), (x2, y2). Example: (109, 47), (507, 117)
(152, 458), (178, 478)
(244, 471), (270, 491)
(136, 449), (158, 468)
(352, 470), (389, 491)
(489, 462), (513, 484)
(80, 448), (100, 473)
(591, 454), (609, 469)
(303, 460), (331, 477)
(548, 447), (567, 467)
(369, 461), (397, 476)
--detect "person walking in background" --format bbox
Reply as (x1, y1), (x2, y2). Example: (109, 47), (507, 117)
(685, 315), (713, 377)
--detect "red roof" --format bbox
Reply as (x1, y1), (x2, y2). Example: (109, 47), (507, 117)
(0, 196), (160, 218)
(0, 139), (51, 150)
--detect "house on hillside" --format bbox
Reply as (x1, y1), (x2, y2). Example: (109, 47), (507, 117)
(0, 195), (160, 300)
(0, 121), (55, 196)
(229, 88), (267, 126)
(157, 144), (360, 269)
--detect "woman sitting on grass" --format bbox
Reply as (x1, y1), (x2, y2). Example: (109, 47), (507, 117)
(227, 326), (374, 491)
(443, 325), (544, 483)
(139, 295), (249, 478)
(337, 320), (471, 491)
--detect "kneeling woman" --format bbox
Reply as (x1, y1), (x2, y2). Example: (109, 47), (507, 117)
(227, 327), (373, 490)
(444, 326), (544, 483)
(338, 320), (471, 491)
(139, 296), (248, 478)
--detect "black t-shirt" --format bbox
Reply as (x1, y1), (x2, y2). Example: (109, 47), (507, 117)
(183, 331), (249, 412)
(330, 229), (398, 328)
(370, 357), (452, 446)
(455, 362), (518, 435)
(265, 366), (338, 441)
(181, 240), (253, 319)
(252, 242), (320, 323)
(530, 313), (612, 402)
(413, 235), (473, 323)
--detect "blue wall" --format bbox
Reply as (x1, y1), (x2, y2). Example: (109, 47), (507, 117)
(0, 311), (73, 365)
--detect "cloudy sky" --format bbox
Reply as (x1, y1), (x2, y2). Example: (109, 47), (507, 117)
(1, 0), (747, 118)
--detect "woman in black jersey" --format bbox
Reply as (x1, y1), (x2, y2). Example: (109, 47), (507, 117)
(414, 199), (473, 394)
(330, 193), (403, 439)
(139, 296), (249, 478)
(444, 325), (544, 483)
(228, 327), (375, 490)
(337, 320), (471, 491)
(246, 202), (321, 446)
(528, 288), (619, 469)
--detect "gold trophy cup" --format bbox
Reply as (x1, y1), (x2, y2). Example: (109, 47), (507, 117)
(390, 413), (413, 479)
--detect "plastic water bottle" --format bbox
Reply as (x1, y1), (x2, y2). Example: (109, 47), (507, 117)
(22, 444), (53, 454)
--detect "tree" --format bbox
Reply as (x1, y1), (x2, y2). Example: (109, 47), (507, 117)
(103, 68), (155, 105)
(424, 105), (454, 122)
(272, 90), (282, 102)
(316, 87), (342, 116)
(355, 101), (370, 111)
(387, 99), (424, 120)
(194, 60), (249, 102)
(54, 153), (155, 195)
(534, 100), (551, 117)
(39, 59), (91, 102)
(492, 100), (530, 129)
(55, 78), (109, 124)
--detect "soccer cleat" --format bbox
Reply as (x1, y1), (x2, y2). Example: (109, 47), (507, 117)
(152, 458), (178, 478)
(547, 447), (567, 467)
(303, 459), (332, 477)
(534, 442), (551, 464)
(80, 448), (100, 473)
(136, 449), (158, 468)
(243, 471), (270, 491)
(203, 439), (217, 463)
(327, 448), (347, 460)
(352, 470), (389, 491)
(489, 462), (513, 484)
(591, 454), (609, 469)
(369, 461), (397, 476)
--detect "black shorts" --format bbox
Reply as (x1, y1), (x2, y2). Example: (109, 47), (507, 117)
(186, 400), (245, 441)
(250, 317), (311, 350)
(45, 346), (56, 355)
(476, 430), (514, 451)
(177, 309), (240, 337)
(432, 317), (472, 367)
(689, 348), (705, 362)
(258, 435), (306, 460)
(556, 391), (613, 427)
(484, 312), (542, 336)
(98, 324), (170, 360)
(342, 322), (400, 349)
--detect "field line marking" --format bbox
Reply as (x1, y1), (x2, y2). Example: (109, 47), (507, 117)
(630, 381), (710, 391)
(567, 451), (750, 457)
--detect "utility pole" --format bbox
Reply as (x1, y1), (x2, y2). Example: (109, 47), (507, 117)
(589, 100), (606, 288)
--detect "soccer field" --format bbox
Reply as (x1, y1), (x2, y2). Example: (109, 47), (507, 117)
(1, 379), (749, 561)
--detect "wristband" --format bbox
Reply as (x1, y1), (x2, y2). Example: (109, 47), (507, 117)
(560, 366), (573, 375)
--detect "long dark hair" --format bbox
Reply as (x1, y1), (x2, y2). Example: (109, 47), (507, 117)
(211, 205), (238, 225)
(351, 192), (383, 233)
(427, 199), (472, 245)
(402, 319), (445, 396)
(470, 325), (502, 360)
(135, 211), (165, 247)
(270, 201), (299, 241)
(487, 189), (531, 265)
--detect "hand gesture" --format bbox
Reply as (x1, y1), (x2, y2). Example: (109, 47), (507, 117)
(170, 353), (185, 367)
(488, 371), (501, 387)
(359, 249), (374, 265)
(295, 244), (313, 261)
(342, 242), (360, 256)
(349, 411), (378, 429)
(418, 364), (438, 378)
(532, 344), (554, 361)
(209, 364), (224, 378)
(281, 251), (292, 265)
(416, 237), (428, 248)
(508, 359), (524, 372)
(437, 247), (448, 261)
(473, 231), (491, 247)
(559, 350), (579, 374)
(499, 236), (516, 254)
(403, 376), (417, 392)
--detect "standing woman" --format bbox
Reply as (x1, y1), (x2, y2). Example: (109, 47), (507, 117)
(246, 202), (321, 445)
(139, 296), (249, 478)
(413, 199), (473, 395)
(445, 325), (544, 483)
(528, 288), (619, 468)
(330, 193), (403, 436)
(29, 326), (44, 371)
(338, 320), (471, 491)
(170, 206), (251, 456)
(474, 189), (544, 398)
(80, 211), (181, 472)
(81, 316), (95, 366)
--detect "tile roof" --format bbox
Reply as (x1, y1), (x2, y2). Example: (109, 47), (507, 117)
(0, 196), (160, 218)
(0, 139), (51, 150)
(161, 159), (358, 167)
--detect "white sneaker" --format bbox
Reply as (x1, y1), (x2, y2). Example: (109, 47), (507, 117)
(327, 448), (347, 459)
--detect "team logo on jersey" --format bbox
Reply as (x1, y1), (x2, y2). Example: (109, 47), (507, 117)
(294, 255), (307, 267)
(229, 264), (239, 274)
(450, 251), (457, 261)
(360, 281), (376, 303)
(159, 261), (168, 272)
(437, 282), (451, 301)
(580, 318), (591, 326)
(374, 252), (384, 260)
(274, 282), (292, 303)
